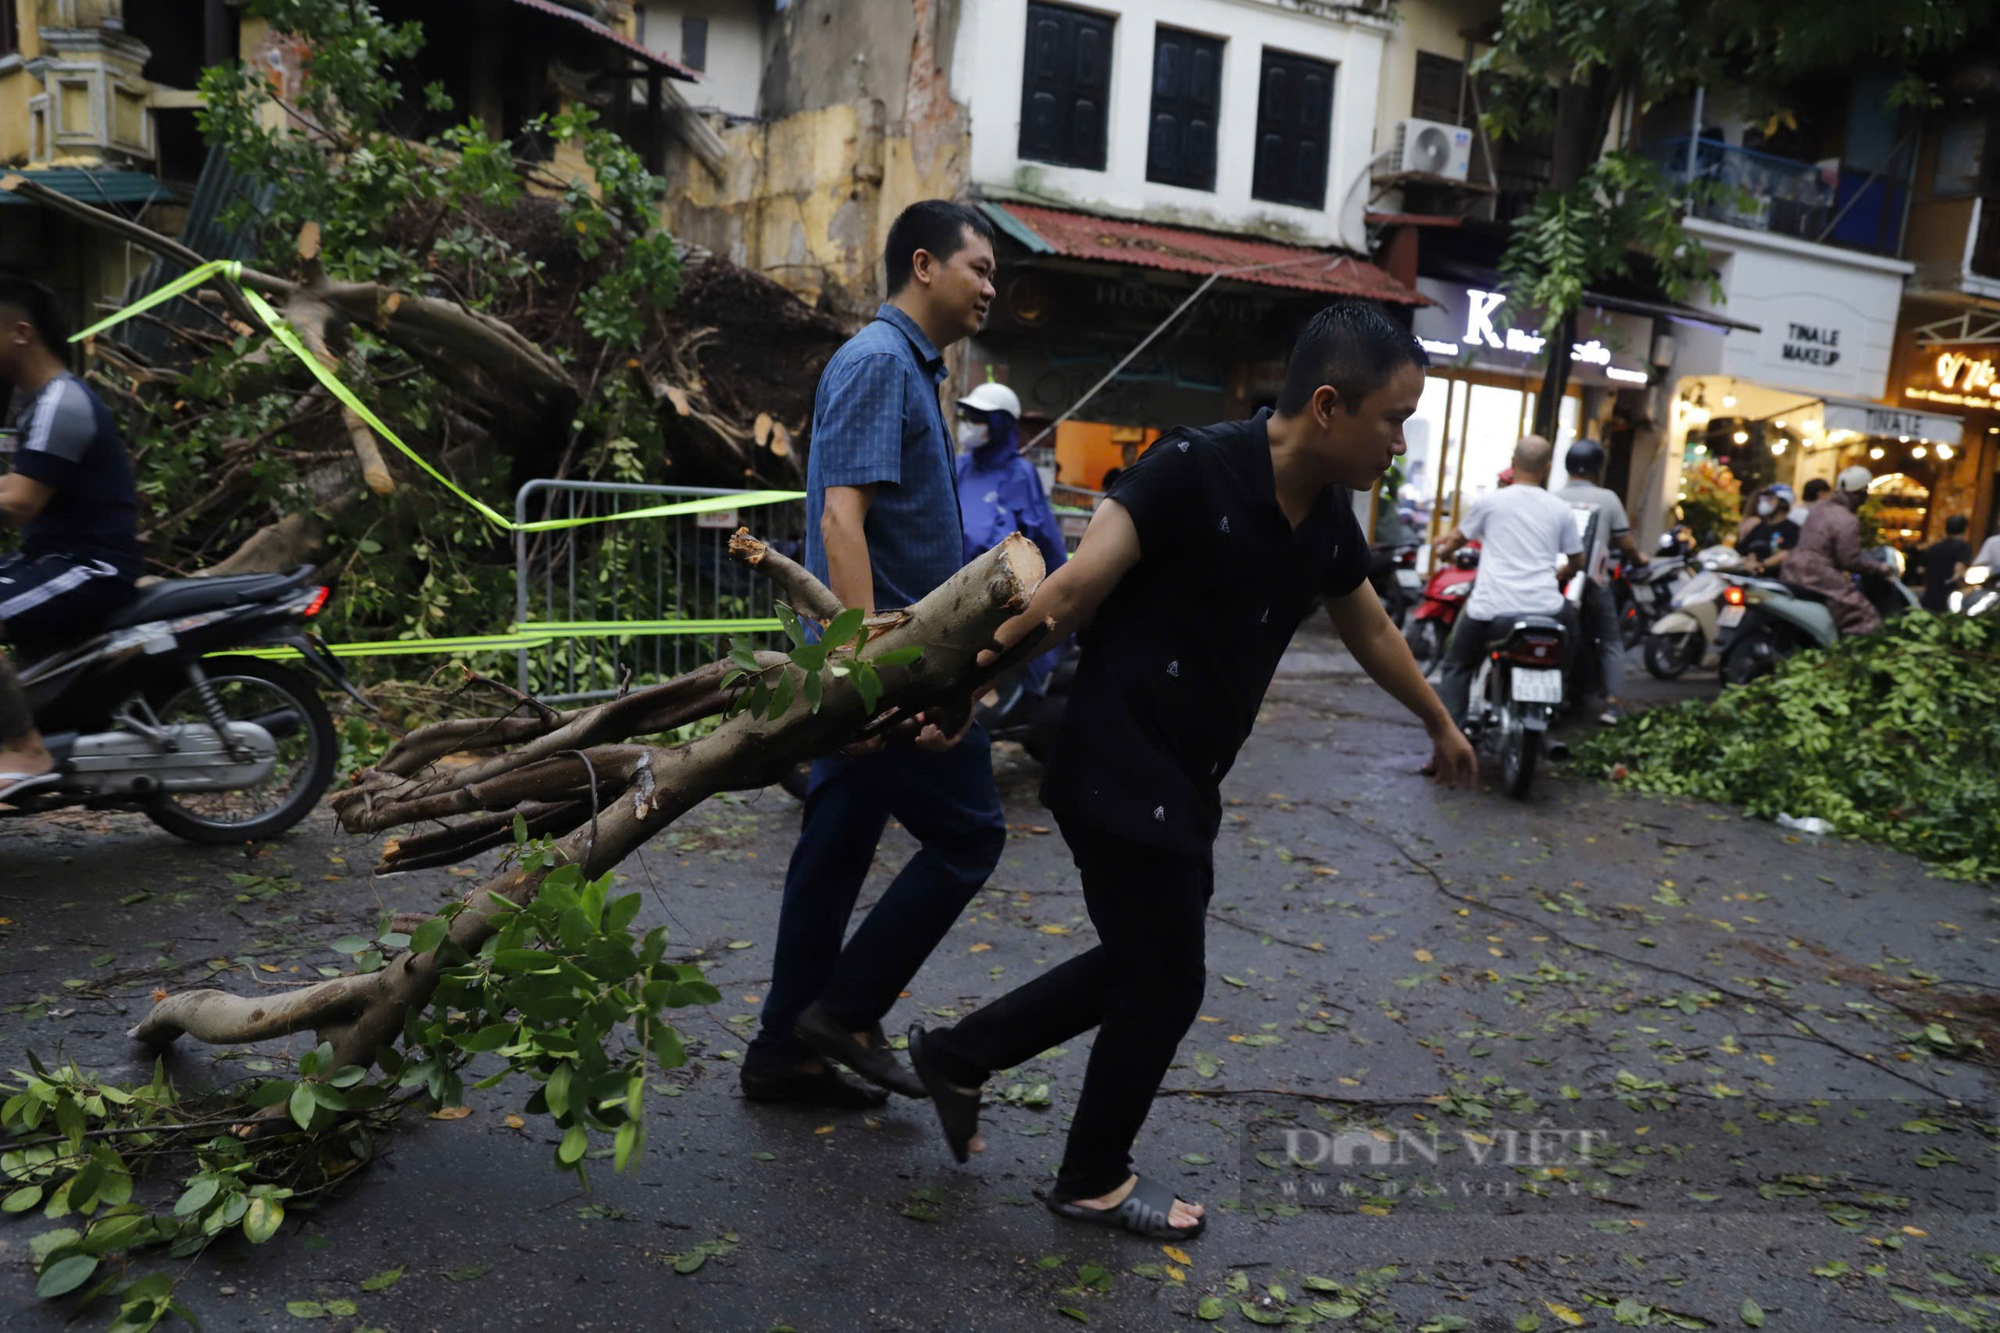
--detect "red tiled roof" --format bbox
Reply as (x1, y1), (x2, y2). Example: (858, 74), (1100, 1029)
(992, 202), (1427, 305)
(506, 0), (700, 80)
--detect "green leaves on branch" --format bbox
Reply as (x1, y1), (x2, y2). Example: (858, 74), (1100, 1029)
(399, 848), (718, 1181)
(1578, 613), (2000, 879)
(1498, 152), (1722, 327)
(722, 603), (923, 723)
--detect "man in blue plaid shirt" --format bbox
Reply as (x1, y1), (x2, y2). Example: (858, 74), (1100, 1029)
(743, 200), (1007, 1108)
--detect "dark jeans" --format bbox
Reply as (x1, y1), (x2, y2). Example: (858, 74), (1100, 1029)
(923, 817), (1213, 1200)
(1436, 614), (1500, 725)
(746, 724), (1006, 1068)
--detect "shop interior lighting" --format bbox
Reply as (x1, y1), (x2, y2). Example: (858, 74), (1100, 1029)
(1899, 435), (1911, 443)
(1732, 430), (1749, 444)
(1774, 419), (1787, 429)
(1938, 444), (1955, 460)
(1912, 445), (1928, 459)
(1770, 440), (1787, 455)
(1869, 446), (1886, 459)
(1722, 394), (1737, 408)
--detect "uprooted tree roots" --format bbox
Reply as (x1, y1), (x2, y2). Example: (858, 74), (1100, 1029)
(126, 532), (1047, 1101)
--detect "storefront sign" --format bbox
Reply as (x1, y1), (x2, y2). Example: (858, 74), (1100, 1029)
(1904, 347), (2000, 410)
(1822, 399), (1962, 445)
(1781, 322), (1842, 367)
(1671, 220), (1904, 399)
(1412, 281), (1652, 386)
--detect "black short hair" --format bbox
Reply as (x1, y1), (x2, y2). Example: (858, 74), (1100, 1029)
(1802, 478), (1831, 502)
(1947, 514), (1969, 535)
(1276, 301), (1428, 416)
(0, 273), (68, 348)
(884, 200), (995, 297)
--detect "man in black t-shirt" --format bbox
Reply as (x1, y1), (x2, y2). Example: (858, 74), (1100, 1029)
(1920, 515), (1973, 613)
(905, 303), (1477, 1242)
(0, 275), (142, 799)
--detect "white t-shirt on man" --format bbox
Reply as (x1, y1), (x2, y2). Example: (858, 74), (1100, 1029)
(1461, 483), (1584, 622)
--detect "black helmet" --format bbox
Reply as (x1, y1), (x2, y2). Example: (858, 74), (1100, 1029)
(1565, 439), (1606, 476)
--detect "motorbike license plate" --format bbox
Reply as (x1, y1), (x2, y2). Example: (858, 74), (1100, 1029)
(1513, 668), (1563, 704)
(1719, 604), (1746, 628)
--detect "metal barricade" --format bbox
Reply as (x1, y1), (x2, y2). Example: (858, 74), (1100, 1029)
(1050, 483), (1104, 555)
(514, 481), (807, 703)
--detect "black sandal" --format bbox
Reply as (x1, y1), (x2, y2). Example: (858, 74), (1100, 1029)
(906, 1024), (981, 1163)
(1047, 1174), (1206, 1241)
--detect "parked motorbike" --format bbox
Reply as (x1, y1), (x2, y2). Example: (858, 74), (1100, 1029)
(1949, 564), (1997, 618)
(1404, 547), (1478, 673)
(1712, 549), (1921, 685)
(8, 566), (357, 842)
(1460, 613), (1568, 798)
(1642, 545), (1746, 679)
(1615, 549), (1692, 649)
(1367, 542), (1421, 627)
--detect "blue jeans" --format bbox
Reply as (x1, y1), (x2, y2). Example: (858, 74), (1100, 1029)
(747, 724), (1007, 1068)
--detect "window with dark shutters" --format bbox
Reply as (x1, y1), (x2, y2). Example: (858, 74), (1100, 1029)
(1146, 26), (1223, 191)
(1411, 51), (1467, 126)
(1251, 49), (1336, 209)
(681, 16), (708, 73)
(1018, 2), (1115, 172)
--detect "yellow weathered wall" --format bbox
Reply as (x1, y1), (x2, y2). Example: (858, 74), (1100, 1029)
(664, 100), (964, 324)
(0, 73), (31, 166)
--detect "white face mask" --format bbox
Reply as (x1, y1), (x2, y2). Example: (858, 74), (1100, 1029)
(956, 420), (989, 450)
(1756, 498), (1776, 516)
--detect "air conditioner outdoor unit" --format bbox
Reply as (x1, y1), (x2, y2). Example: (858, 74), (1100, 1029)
(1385, 117), (1473, 182)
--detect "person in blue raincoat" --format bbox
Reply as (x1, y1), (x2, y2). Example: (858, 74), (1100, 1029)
(955, 380), (1069, 694)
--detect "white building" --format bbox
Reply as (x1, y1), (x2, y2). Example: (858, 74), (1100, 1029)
(954, 0), (1393, 249)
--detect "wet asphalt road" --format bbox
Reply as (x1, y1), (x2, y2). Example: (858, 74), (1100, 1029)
(3, 623), (1996, 1332)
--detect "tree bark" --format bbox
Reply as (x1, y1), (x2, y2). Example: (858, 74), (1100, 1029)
(129, 534), (1046, 1081)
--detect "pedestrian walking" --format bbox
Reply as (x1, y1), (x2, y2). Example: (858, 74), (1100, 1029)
(740, 200), (1007, 1109)
(904, 302), (1479, 1240)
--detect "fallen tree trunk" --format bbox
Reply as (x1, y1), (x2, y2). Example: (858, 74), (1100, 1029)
(129, 533), (1046, 1086)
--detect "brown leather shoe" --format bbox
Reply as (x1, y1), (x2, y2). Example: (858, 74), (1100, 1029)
(794, 1002), (929, 1099)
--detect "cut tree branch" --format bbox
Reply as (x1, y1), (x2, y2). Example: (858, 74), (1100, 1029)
(131, 535), (1046, 1079)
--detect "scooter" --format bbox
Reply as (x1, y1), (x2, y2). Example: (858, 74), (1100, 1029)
(8, 566), (357, 842)
(1712, 549), (1922, 685)
(1615, 543), (1694, 649)
(1461, 612), (1568, 799)
(1642, 545), (1746, 679)
(1403, 547), (1478, 673)
(1367, 542), (1421, 627)
(1949, 564), (1997, 618)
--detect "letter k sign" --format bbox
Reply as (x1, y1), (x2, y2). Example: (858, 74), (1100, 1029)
(1465, 289), (1506, 349)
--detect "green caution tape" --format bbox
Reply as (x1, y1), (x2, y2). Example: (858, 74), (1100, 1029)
(226, 617), (788, 663)
(73, 260), (804, 532)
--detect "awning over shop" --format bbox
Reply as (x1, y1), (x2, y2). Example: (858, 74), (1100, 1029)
(1422, 255), (1759, 335)
(979, 201), (1428, 306)
(1676, 375), (1963, 448)
(503, 0), (700, 79)
(1820, 393), (1962, 447)
(0, 168), (182, 208)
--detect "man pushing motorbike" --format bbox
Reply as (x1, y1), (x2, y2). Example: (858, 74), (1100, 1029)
(0, 275), (142, 801)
